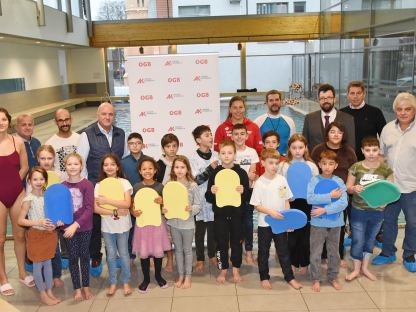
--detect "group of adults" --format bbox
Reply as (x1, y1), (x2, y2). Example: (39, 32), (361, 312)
(0, 80), (415, 295)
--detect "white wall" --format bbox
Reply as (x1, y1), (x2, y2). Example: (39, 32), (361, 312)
(67, 48), (106, 84)
(0, 0), (89, 46)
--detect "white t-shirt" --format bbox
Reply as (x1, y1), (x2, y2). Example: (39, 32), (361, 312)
(45, 133), (80, 176)
(235, 146), (259, 174)
(250, 174), (293, 227)
(94, 178), (133, 233)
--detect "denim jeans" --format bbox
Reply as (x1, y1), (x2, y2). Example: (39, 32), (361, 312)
(382, 192), (416, 259)
(103, 230), (131, 285)
(350, 207), (383, 261)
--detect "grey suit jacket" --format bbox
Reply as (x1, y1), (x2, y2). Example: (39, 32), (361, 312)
(302, 110), (355, 152)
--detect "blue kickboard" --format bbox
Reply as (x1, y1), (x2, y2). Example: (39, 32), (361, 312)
(313, 179), (340, 221)
(287, 162), (313, 200)
(44, 184), (73, 225)
(265, 209), (307, 234)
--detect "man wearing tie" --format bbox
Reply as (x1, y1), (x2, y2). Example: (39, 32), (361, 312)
(302, 83), (355, 152)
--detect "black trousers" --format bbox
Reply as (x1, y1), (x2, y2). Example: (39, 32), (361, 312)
(214, 214), (242, 270)
(89, 213), (103, 261)
(195, 220), (216, 261)
(257, 226), (294, 282)
(288, 198), (311, 267)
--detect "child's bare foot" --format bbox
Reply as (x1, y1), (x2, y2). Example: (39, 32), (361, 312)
(106, 284), (117, 297)
(345, 270), (360, 281)
(83, 287), (93, 300)
(181, 277), (192, 289)
(362, 269), (377, 281)
(245, 252), (255, 265)
(123, 283), (132, 296)
(53, 278), (64, 288)
(232, 267), (242, 283)
(288, 279), (302, 290)
(216, 269), (227, 283)
(209, 257), (218, 267)
(260, 279), (272, 289)
(298, 266), (308, 275)
(40, 291), (59, 306)
(330, 279), (342, 290)
(340, 260), (348, 268)
(73, 289), (83, 301)
(175, 277), (184, 288)
(312, 281), (320, 292)
(46, 289), (61, 303)
(195, 261), (204, 273)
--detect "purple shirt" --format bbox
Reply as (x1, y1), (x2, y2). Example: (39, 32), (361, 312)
(62, 178), (94, 232)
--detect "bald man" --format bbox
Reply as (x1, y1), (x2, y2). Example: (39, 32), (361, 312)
(77, 102), (128, 275)
(14, 114), (41, 171)
(46, 109), (80, 175)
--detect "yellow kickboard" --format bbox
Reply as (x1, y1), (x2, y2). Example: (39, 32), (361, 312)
(134, 187), (162, 227)
(98, 177), (124, 210)
(215, 169), (241, 208)
(47, 171), (60, 188)
(163, 181), (189, 220)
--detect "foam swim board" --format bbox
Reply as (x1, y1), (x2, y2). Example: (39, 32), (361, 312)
(287, 162), (313, 199)
(313, 179), (340, 220)
(134, 187), (161, 227)
(44, 184), (73, 225)
(359, 180), (400, 208)
(163, 181), (189, 220)
(46, 171), (60, 188)
(215, 169), (241, 208)
(98, 177), (124, 210)
(265, 209), (307, 234)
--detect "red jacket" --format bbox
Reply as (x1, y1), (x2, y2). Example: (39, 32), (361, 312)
(214, 117), (263, 155)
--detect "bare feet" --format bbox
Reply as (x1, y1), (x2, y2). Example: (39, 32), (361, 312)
(195, 261), (204, 273)
(83, 287), (93, 300)
(245, 251), (255, 265)
(232, 267), (242, 283)
(40, 291), (59, 306)
(312, 280), (320, 292)
(106, 284), (117, 297)
(298, 266), (308, 275)
(345, 270), (360, 281)
(291, 265), (298, 273)
(73, 289), (83, 301)
(288, 279), (303, 290)
(175, 277), (184, 288)
(330, 279), (342, 290)
(340, 260), (348, 268)
(362, 269), (377, 281)
(216, 269), (227, 283)
(181, 277), (192, 289)
(46, 289), (61, 303)
(53, 278), (64, 288)
(260, 279), (272, 290)
(123, 283), (132, 296)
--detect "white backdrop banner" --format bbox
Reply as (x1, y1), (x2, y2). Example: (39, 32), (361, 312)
(126, 53), (220, 158)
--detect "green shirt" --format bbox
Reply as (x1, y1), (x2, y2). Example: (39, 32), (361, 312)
(349, 161), (393, 211)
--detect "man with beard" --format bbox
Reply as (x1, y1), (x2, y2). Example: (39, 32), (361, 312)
(302, 84), (355, 152)
(254, 90), (296, 156)
(46, 109), (80, 176)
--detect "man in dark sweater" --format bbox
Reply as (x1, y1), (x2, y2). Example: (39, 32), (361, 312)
(340, 81), (386, 160)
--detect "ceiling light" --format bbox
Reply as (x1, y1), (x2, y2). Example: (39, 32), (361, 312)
(36, 41), (41, 44)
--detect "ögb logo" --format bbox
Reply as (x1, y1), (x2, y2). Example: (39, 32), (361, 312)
(142, 128), (155, 133)
(169, 110), (182, 116)
(197, 92), (209, 98)
(138, 62), (151, 67)
(140, 95), (153, 101)
(195, 59), (208, 64)
(168, 77), (181, 83)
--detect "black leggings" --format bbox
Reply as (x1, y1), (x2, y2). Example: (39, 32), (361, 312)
(195, 220), (216, 261)
(65, 231), (91, 290)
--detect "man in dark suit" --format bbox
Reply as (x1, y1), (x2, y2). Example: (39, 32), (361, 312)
(340, 81), (386, 160)
(302, 83), (355, 151)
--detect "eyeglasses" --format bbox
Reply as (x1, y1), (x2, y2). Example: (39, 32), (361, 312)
(319, 97), (335, 102)
(128, 141), (142, 146)
(57, 118), (71, 124)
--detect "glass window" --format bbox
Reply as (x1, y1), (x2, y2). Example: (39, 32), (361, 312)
(0, 78), (25, 94)
(294, 1), (306, 13)
(43, 0), (59, 9)
(178, 5), (211, 17)
(257, 2), (288, 15)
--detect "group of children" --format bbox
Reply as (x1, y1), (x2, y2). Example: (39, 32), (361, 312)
(19, 122), (394, 305)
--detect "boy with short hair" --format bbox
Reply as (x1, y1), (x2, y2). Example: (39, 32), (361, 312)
(256, 131), (285, 177)
(232, 123), (259, 265)
(190, 125), (218, 272)
(205, 139), (249, 283)
(121, 132), (150, 263)
(156, 133), (180, 272)
(250, 148), (302, 290)
(307, 150), (348, 292)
